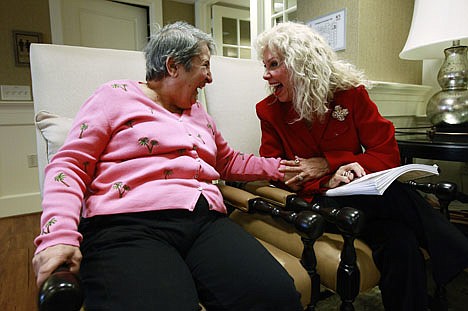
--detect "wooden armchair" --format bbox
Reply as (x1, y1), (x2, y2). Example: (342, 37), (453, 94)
(229, 178), (465, 311)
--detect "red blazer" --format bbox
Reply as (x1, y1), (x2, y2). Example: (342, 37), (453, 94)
(256, 86), (401, 201)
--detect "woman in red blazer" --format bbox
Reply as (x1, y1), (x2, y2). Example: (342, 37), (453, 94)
(255, 22), (468, 311)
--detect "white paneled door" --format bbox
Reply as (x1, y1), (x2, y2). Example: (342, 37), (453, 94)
(50, 0), (151, 51)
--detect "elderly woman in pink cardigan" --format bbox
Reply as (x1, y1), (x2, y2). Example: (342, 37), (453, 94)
(32, 21), (302, 311)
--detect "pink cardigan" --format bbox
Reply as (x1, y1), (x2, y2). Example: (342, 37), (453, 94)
(35, 80), (284, 254)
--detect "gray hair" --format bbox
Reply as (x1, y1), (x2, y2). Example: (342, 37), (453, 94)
(144, 21), (215, 81)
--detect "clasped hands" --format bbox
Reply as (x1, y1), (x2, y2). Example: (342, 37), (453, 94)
(280, 157), (366, 190)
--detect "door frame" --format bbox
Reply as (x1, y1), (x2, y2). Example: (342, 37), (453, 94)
(48, 0), (163, 44)
(212, 5), (250, 58)
(195, 0), (263, 59)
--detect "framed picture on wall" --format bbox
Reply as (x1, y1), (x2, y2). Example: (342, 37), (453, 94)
(12, 30), (43, 66)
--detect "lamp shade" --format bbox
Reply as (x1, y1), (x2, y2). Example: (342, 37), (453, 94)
(400, 0), (468, 60)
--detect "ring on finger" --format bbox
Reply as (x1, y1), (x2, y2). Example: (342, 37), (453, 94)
(342, 171), (350, 176)
(294, 159), (300, 165)
(297, 174), (304, 181)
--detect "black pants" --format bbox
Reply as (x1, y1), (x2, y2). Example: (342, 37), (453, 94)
(315, 181), (468, 311)
(78, 195), (302, 311)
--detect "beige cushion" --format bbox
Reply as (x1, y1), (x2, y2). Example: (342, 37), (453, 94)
(230, 210), (381, 293)
(315, 234), (380, 292)
(230, 210), (305, 257)
(204, 56), (268, 156)
(34, 111), (73, 163)
(259, 239), (311, 308)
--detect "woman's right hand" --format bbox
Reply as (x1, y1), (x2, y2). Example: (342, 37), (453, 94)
(32, 244), (82, 288)
(325, 162), (366, 189)
(281, 156), (329, 188)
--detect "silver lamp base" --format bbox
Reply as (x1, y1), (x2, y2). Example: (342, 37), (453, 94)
(426, 42), (468, 130)
(427, 89), (468, 125)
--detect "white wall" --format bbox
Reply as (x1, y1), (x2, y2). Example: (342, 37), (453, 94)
(0, 101), (41, 217)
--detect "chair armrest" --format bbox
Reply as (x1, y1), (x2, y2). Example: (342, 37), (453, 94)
(38, 265), (83, 311)
(408, 180), (468, 203)
(227, 181), (367, 307)
(218, 183), (325, 240)
(408, 180), (468, 220)
(227, 181), (366, 236)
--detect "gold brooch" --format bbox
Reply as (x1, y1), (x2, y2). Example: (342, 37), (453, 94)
(331, 105), (349, 121)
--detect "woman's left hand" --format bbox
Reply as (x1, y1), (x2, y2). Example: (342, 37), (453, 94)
(325, 162), (366, 189)
(281, 156), (329, 187)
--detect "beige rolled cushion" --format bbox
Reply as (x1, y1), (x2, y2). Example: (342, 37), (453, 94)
(258, 239), (311, 308)
(230, 210), (305, 257)
(230, 210), (380, 293)
(315, 234), (380, 292)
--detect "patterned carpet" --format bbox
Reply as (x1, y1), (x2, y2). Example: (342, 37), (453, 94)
(315, 263), (468, 310)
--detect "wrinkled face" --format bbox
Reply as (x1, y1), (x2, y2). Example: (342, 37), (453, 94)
(262, 48), (292, 103)
(176, 44), (213, 109)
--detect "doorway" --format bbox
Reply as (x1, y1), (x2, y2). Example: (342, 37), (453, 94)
(48, 0), (163, 51)
(212, 5), (250, 59)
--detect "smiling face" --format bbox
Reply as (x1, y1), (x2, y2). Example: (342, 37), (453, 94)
(262, 48), (292, 103)
(165, 44), (212, 112)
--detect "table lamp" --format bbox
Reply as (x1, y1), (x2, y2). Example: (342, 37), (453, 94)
(399, 0), (468, 132)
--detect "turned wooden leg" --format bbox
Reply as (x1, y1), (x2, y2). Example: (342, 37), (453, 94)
(336, 232), (359, 311)
(307, 204), (365, 311)
(295, 211), (324, 311)
(249, 199), (324, 311)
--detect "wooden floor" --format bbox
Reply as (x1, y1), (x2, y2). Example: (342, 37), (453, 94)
(0, 213), (40, 311)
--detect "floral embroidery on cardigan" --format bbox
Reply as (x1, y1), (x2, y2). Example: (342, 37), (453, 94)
(54, 172), (70, 187)
(111, 83), (128, 91)
(125, 120), (135, 128)
(138, 137), (159, 153)
(41, 217), (57, 235)
(207, 123), (215, 135)
(79, 123), (88, 138)
(197, 134), (206, 144)
(112, 182), (131, 198)
(164, 169), (174, 179)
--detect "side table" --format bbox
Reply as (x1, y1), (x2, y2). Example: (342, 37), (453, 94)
(396, 133), (468, 228)
(396, 134), (468, 165)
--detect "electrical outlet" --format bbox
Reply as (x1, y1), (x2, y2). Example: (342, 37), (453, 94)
(27, 154), (38, 168)
(0, 85), (32, 101)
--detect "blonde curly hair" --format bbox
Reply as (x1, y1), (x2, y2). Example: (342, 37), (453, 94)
(255, 22), (370, 122)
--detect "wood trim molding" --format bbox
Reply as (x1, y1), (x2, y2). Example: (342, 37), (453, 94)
(0, 192), (42, 218)
(367, 81), (433, 118)
(0, 101), (34, 125)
